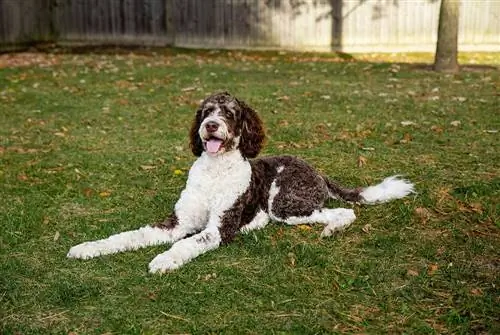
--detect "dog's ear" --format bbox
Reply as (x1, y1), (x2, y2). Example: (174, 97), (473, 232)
(189, 108), (204, 156)
(237, 99), (265, 159)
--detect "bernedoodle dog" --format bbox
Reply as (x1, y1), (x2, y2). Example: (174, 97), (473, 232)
(68, 91), (414, 273)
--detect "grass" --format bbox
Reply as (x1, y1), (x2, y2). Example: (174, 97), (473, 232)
(0, 49), (499, 334)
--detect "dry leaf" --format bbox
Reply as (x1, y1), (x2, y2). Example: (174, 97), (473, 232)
(450, 120), (461, 127)
(362, 223), (372, 233)
(400, 133), (412, 144)
(428, 264), (439, 275)
(99, 191), (111, 197)
(469, 202), (483, 214)
(83, 188), (93, 197)
(401, 121), (417, 127)
(54, 132), (66, 137)
(415, 207), (432, 223)
(287, 252), (296, 267)
(407, 269), (419, 277)
(358, 155), (368, 167)
(140, 165), (156, 170)
(17, 174), (28, 181)
(43, 216), (49, 224)
(470, 288), (483, 296)
(297, 225), (312, 231)
(53, 231), (60, 242)
(431, 125), (443, 133)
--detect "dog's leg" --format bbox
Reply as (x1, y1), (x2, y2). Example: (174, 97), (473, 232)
(279, 208), (356, 238)
(67, 213), (199, 259)
(148, 226), (221, 273)
(240, 210), (269, 234)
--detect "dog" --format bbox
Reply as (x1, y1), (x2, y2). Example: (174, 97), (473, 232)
(68, 91), (414, 273)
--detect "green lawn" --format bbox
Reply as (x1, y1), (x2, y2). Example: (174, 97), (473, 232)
(0, 49), (498, 334)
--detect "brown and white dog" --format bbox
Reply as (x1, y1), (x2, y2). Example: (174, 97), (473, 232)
(68, 92), (414, 273)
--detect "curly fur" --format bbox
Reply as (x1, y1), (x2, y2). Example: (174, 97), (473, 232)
(67, 91), (415, 273)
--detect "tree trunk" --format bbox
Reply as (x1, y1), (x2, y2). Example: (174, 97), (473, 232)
(434, 0), (460, 73)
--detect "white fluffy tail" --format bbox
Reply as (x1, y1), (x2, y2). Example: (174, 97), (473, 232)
(360, 175), (415, 204)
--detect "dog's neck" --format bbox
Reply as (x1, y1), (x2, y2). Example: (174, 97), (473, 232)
(200, 149), (247, 167)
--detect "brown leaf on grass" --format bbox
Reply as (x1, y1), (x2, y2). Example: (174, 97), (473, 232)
(140, 165), (156, 171)
(428, 264), (439, 275)
(415, 207), (432, 223)
(287, 252), (296, 267)
(277, 95), (290, 101)
(17, 174), (28, 181)
(399, 133), (412, 144)
(469, 202), (484, 214)
(470, 288), (483, 296)
(43, 216), (50, 224)
(358, 155), (368, 167)
(53, 231), (60, 242)
(431, 125), (443, 133)
(362, 224), (372, 233)
(407, 269), (419, 277)
(99, 191), (111, 197)
(83, 188), (93, 197)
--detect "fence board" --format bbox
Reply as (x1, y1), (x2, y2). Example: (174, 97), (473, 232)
(1, 0), (499, 52)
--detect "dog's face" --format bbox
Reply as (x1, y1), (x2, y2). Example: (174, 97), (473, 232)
(190, 92), (265, 158)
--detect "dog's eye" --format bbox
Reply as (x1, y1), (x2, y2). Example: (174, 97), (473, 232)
(224, 110), (233, 119)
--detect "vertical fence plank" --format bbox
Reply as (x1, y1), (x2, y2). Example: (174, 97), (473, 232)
(1, 0), (499, 52)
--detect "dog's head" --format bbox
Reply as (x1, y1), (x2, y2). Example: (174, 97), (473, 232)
(189, 92), (265, 158)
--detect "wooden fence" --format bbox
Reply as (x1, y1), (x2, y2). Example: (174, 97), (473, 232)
(1, 0), (499, 52)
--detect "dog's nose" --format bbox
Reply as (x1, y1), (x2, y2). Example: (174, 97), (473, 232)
(205, 121), (219, 133)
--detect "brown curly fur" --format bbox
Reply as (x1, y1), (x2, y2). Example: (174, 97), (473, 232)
(189, 92), (265, 158)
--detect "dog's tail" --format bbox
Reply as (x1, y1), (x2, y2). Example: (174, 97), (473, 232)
(325, 175), (415, 204)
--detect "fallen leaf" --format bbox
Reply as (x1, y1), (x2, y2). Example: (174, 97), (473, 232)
(181, 86), (197, 92)
(358, 155), (368, 167)
(173, 169), (184, 176)
(99, 191), (111, 197)
(400, 133), (412, 144)
(17, 174), (28, 181)
(428, 264), (439, 275)
(431, 125), (443, 133)
(407, 269), (419, 277)
(54, 132), (66, 137)
(320, 95), (331, 100)
(469, 202), (483, 214)
(53, 231), (60, 242)
(140, 165), (156, 170)
(450, 120), (461, 127)
(415, 207), (432, 223)
(361, 223), (372, 233)
(452, 96), (467, 102)
(470, 288), (483, 296)
(401, 121), (417, 127)
(297, 225), (312, 231)
(287, 252), (296, 267)
(83, 188), (93, 197)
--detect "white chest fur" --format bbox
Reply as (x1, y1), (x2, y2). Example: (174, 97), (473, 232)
(185, 151), (252, 220)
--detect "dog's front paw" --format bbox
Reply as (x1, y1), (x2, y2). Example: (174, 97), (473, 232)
(148, 253), (183, 274)
(67, 242), (101, 259)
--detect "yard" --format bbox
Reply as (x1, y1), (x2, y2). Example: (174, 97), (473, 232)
(0, 49), (498, 334)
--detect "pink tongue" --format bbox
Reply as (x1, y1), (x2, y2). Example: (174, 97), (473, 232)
(206, 139), (223, 153)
